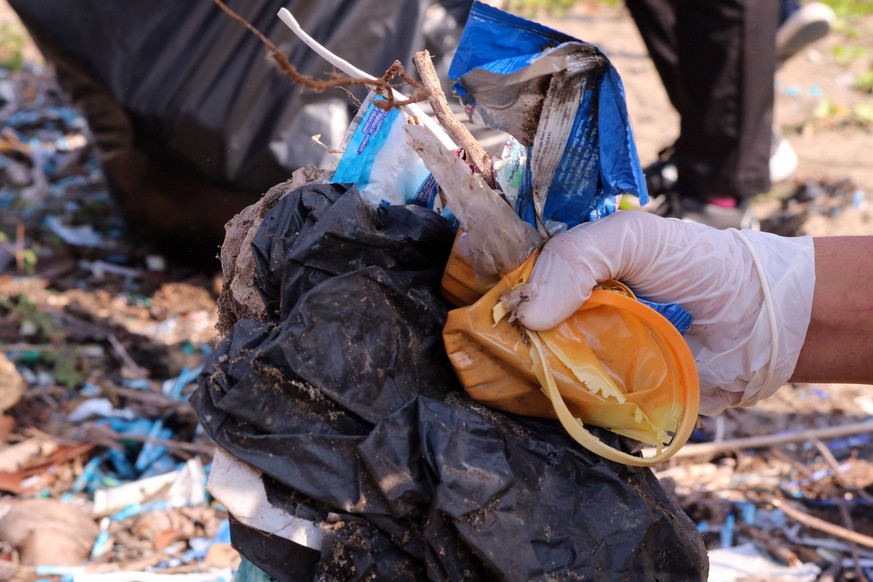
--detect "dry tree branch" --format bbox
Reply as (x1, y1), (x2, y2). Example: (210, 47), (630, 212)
(210, 0), (429, 110)
(811, 438), (872, 581)
(413, 50), (494, 186)
(774, 497), (873, 550)
(660, 420), (873, 460)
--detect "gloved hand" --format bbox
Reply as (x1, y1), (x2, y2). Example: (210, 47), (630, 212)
(512, 211), (816, 415)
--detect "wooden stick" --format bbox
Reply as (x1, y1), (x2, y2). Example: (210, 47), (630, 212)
(412, 50), (494, 187)
(650, 420), (873, 460)
(775, 498), (873, 550)
(811, 438), (873, 505)
(811, 438), (869, 580)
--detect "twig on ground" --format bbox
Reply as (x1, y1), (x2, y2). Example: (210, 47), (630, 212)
(812, 438), (869, 581)
(660, 420), (873, 460)
(774, 498), (873, 550)
(84, 425), (216, 456)
(107, 334), (148, 380)
(811, 438), (873, 505)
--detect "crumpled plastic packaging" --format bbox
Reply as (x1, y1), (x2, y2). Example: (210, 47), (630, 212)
(443, 250), (700, 467)
(407, 121), (699, 466)
(447, 2), (692, 333)
(449, 1), (647, 234)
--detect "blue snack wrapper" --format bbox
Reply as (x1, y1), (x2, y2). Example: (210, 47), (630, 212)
(449, 1), (648, 233)
(450, 2), (692, 333)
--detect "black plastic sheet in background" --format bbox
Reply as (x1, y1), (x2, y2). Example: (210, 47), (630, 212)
(191, 182), (708, 580)
(7, 0), (473, 259)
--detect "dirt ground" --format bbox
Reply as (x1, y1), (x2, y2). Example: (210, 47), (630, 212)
(1, 1), (873, 580)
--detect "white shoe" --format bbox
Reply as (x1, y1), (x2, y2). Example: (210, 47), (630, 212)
(776, 2), (836, 64)
(770, 132), (798, 184)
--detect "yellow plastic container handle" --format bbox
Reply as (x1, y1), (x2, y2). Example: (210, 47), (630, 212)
(527, 289), (700, 467)
(444, 250), (700, 466)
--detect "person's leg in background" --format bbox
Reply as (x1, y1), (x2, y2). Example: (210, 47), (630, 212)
(622, 0), (683, 200)
(777, 0), (836, 65)
(626, 0), (780, 229)
(769, 0), (836, 183)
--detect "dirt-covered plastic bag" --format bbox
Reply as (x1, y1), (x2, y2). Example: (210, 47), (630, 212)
(193, 180), (708, 580)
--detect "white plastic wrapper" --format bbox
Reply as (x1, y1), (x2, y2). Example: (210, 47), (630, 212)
(331, 92), (450, 216)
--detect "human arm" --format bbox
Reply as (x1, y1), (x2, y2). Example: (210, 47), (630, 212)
(790, 236), (873, 383)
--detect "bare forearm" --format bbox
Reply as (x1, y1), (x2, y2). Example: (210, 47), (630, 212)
(790, 236), (873, 383)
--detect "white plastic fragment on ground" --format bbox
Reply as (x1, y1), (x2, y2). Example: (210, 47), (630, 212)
(93, 457), (208, 516)
(707, 542), (820, 582)
(35, 566), (233, 582)
(206, 447), (322, 550)
(67, 398), (137, 424)
(44, 215), (107, 248)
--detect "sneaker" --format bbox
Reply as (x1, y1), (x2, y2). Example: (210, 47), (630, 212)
(644, 133), (797, 197)
(776, 2), (836, 64)
(645, 191), (760, 230)
(641, 147), (763, 230)
(643, 146), (679, 197)
(770, 131), (798, 184)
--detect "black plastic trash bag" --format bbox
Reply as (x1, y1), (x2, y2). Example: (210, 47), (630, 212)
(190, 181), (708, 581)
(8, 0), (473, 260)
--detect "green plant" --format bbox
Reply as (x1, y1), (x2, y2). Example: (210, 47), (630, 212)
(49, 344), (85, 390)
(0, 23), (26, 71)
(855, 65), (873, 93)
(820, 0), (873, 18)
(854, 101), (873, 123)
(831, 43), (868, 66)
(0, 231), (38, 275)
(0, 294), (85, 389)
(0, 293), (56, 340)
(508, 0), (579, 17)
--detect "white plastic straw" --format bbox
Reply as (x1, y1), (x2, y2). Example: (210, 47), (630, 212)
(276, 8), (456, 149)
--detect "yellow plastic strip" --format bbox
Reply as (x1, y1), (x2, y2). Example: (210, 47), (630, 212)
(526, 290), (700, 466)
(530, 332), (671, 466)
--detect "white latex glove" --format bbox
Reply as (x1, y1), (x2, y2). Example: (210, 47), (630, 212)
(513, 211), (816, 415)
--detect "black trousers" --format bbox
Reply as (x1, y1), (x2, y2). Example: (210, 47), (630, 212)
(626, 0), (779, 201)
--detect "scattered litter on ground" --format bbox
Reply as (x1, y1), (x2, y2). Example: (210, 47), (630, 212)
(1, 3), (872, 581)
(1, 52), (230, 582)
